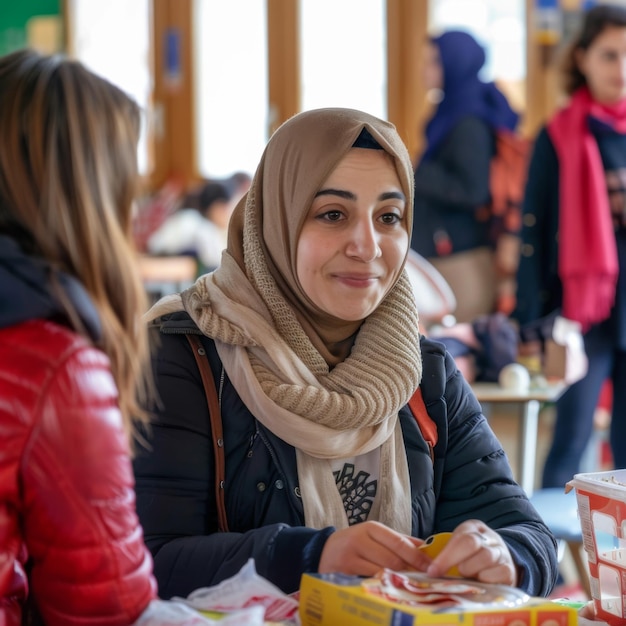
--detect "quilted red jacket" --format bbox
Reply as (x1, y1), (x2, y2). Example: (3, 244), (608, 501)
(0, 319), (157, 625)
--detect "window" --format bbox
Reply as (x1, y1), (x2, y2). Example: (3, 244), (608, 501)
(66, 0), (153, 174)
(194, 0), (268, 179)
(299, 0), (386, 118)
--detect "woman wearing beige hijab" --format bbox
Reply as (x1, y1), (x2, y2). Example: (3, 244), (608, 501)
(135, 108), (557, 598)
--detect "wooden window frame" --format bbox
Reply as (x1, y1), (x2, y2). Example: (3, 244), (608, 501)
(148, 0), (554, 189)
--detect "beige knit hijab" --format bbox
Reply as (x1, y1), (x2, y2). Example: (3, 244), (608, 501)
(146, 108), (422, 533)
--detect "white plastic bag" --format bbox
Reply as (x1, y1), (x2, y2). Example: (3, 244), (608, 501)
(177, 559), (299, 623)
(132, 599), (264, 626)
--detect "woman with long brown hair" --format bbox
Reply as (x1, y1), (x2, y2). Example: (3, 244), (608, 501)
(0, 49), (166, 625)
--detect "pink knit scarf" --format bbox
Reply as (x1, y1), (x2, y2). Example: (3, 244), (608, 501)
(548, 87), (626, 330)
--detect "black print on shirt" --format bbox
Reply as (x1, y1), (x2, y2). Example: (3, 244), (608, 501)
(333, 463), (378, 525)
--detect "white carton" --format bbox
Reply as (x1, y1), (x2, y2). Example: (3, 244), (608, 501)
(567, 469), (626, 626)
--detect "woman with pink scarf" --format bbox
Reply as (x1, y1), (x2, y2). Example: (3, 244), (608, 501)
(514, 4), (626, 488)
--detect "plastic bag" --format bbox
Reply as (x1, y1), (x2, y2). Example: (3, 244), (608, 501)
(175, 559), (299, 623)
(131, 599), (263, 625)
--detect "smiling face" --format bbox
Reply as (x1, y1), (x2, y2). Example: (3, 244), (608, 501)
(577, 25), (626, 104)
(296, 147), (409, 322)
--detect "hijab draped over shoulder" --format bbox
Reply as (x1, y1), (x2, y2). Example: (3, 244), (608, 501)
(147, 108), (422, 533)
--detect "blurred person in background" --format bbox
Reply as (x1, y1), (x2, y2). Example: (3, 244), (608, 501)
(513, 4), (626, 488)
(411, 30), (520, 323)
(148, 173), (249, 274)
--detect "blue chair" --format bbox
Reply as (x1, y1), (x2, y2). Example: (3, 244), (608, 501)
(529, 488), (591, 598)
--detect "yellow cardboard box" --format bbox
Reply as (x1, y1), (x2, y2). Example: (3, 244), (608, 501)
(299, 572), (577, 626)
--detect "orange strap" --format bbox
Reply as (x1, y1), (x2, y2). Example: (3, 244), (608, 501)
(408, 387), (438, 462)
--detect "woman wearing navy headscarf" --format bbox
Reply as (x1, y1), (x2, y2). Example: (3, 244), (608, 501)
(411, 30), (519, 323)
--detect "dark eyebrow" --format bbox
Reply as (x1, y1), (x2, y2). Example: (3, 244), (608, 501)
(380, 191), (406, 203)
(314, 188), (406, 203)
(314, 188), (355, 200)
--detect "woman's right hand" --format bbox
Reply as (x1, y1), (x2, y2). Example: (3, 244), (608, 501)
(318, 521), (431, 577)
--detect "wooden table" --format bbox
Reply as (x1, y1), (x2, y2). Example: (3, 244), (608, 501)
(471, 381), (567, 496)
(137, 254), (198, 300)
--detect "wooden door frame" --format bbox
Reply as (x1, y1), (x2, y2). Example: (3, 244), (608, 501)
(152, 0), (195, 190)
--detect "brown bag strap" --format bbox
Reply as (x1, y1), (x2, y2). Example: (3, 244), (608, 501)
(186, 334), (229, 532)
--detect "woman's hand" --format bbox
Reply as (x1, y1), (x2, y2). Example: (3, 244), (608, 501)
(318, 521), (431, 577)
(425, 520), (518, 586)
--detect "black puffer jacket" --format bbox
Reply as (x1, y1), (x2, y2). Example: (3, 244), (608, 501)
(133, 312), (558, 598)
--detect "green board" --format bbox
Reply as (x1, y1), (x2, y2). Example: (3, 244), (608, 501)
(0, 0), (61, 56)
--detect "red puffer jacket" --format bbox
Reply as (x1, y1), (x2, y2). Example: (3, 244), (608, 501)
(0, 319), (157, 625)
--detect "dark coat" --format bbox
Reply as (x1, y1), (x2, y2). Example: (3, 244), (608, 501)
(133, 312), (558, 598)
(412, 116), (495, 258)
(513, 125), (626, 348)
(512, 128), (561, 327)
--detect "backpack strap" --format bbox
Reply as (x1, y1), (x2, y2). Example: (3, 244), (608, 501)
(186, 334), (229, 532)
(408, 387), (438, 462)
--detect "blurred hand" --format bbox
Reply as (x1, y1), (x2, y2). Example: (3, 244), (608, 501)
(318, 521), (431, 577)
(578, 601), (597, 621)
(518, 340), (542, 358)
(517, 340), (543, 376)
(425, 520), (517, 586)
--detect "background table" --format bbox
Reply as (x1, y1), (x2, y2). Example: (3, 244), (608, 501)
(471, 381), (567, 495)
(137, 254), (198, 302)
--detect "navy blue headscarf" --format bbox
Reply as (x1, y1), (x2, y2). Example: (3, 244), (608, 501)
(420, 30), (519, 162)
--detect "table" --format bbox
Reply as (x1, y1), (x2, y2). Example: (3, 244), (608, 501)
(137, 254), (198, 301)
(471, 381), (567, 496)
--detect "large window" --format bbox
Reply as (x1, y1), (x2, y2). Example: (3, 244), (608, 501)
(299, 0), (386, 119)
(63, 1), (532, 188)
(66, 0), (153, 174)
(194, 0), (268, 179)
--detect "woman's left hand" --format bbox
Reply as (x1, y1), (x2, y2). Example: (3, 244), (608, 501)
(425, 520), (518, 586)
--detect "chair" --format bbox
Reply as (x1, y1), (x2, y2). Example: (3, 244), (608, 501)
(404, 249), (457, 328)
(529, 488), (591, 599)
